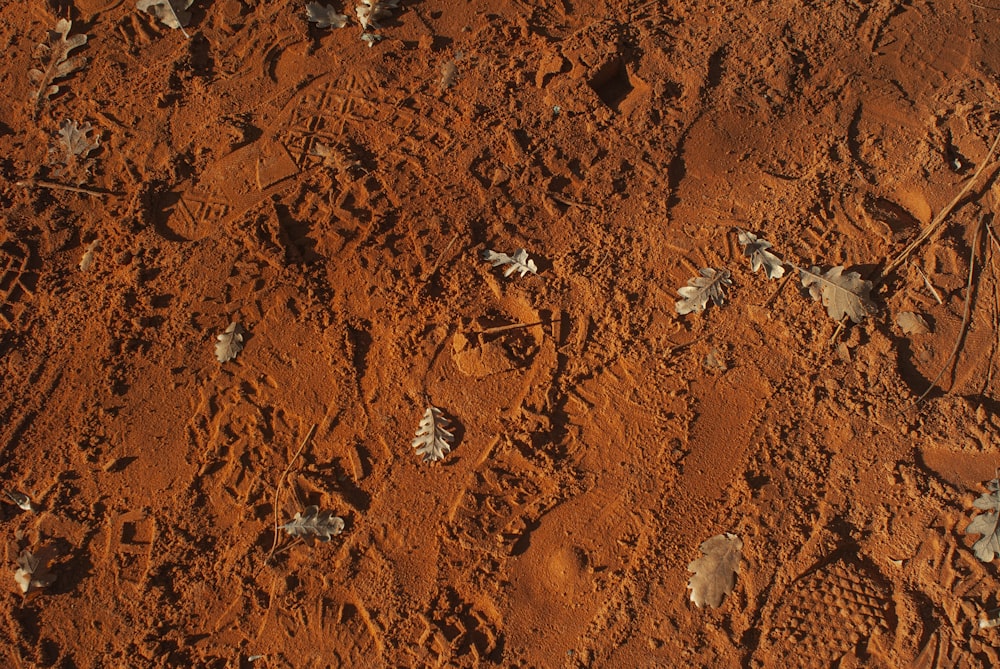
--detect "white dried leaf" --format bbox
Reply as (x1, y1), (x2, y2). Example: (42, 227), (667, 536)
(482, 248), (538, 278)
(896, 311), (931, 335)
(281, 506), (345, 542)
(966, 478), (1000, 562)
(215, 322), (245, 363)
(675, 268), (732, 315)
(14, 550), (53, 594)
(359, 32), (384, 47)
(686, 533), (742, 608)
(3, 491), (36, 513)
(736, 230), (785, 280)
(411, 406), (454, 462)
(79, 239), (100, 272)
(137, 0), (194, 35)
(799, 265), (876, 323)
(356, 0), (399, 30)
(306, 2), (348, 28)
(440, 60), (458, 90)
(29, 19), (88, 117)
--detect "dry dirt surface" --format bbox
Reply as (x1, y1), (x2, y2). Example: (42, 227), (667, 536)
(3, 0), (1000, 667)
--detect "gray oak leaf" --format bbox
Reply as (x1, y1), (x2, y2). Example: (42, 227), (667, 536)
(799, 265), (876, 323)
(281, 506), (345, 542)
(214, 322), (245, 363)
(411, 406), (454, 462)
(686, 532), (742, 608)
(482, 248), (538, 278)
(356, 0), (399, 30)
(137, 0), (195, 36)
(306, 2), (348, 28)
(675, 268), (732, 315)
(28, 19), (88, 118)
(737, 230), (785, 280)
(966, 478), (1000, 562)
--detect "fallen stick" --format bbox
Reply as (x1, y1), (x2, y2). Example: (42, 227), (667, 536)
(16, 178), (121, 198)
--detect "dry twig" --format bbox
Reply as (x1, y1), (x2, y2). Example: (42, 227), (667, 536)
(267, 423), (317, 562)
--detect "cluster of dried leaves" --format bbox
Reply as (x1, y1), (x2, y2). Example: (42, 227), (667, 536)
(306, 0), (400, 46)
(675, 229), (879, 325)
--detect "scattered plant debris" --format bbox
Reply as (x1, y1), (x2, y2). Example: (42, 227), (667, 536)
(79, 239), (100, 272)
(482, 248), (538, 278)
(675, 268), (732, 315)
(215, 322), (246, 363)
(799, 265), (876, 323)
(29, 19), (88, 119)
(966, 477), (1000, 562)
(3, 491), (36, 513)
(281, 506), (345, 542)
(356, 0), (398, 30)
(14, 550), (53, 594)
(359, 32), (384, 47)
(136, 0), (194, 37)
(737, 230), (785, 279)
(896, 311), (931, 335)
(686, 532), (742, 608)
(306, 2), (348, 29)
(411, 406), (454, 462)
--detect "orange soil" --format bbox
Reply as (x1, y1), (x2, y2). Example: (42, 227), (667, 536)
(2, 0), (1000, 667)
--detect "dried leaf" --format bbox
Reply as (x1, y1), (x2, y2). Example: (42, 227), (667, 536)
(29, 19), (88, 118)
(686, 533), (742, 608)
(281, 506), (345, 542)
(136, 0), (194, 35)
(306, 2), (348, 28)
(52, 119), (100, 170)
(482, 248), (538, 278)
(356, 0), (399, 30)
(3, 491), (36, 513)
(215, 322), (245, 363)
(79, 239), (100, 272)
(736, 230), (785, 280)
(799, 265), (876, 323)
(675, 268), (732, 315)
(411, 406), (454, 462)
(896, 311), (931, 335)
(359, 32), (384, 47)
(966, 478), (1000, 562)
(14, 550), (53, 594)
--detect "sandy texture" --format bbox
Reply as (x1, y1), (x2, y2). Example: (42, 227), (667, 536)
(2, 0), (1000, 666)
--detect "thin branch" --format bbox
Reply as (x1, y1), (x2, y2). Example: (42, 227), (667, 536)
(912, 262), (944, 305)
(904, 213), (986, 411)
(267, 423), (317, 562)
(880, 126), (1000, 283)
(16, 179), (121, 197)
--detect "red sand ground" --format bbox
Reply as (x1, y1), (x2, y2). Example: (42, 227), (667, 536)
(3, 0), (1000, 666)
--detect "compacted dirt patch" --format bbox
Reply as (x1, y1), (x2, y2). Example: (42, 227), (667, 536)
(2, 0), (1000, 666)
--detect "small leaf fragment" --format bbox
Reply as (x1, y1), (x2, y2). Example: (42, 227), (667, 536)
(3, 491), (36, 513)
(136, 0), (195, 35)
(215, 321), (246, 363)
(356, 0), (399, 30)
(482, 248), (538, 278)
(79, 239), (100, 272)
(896, 311), (931, 335)
(14, 550), (53, 594)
